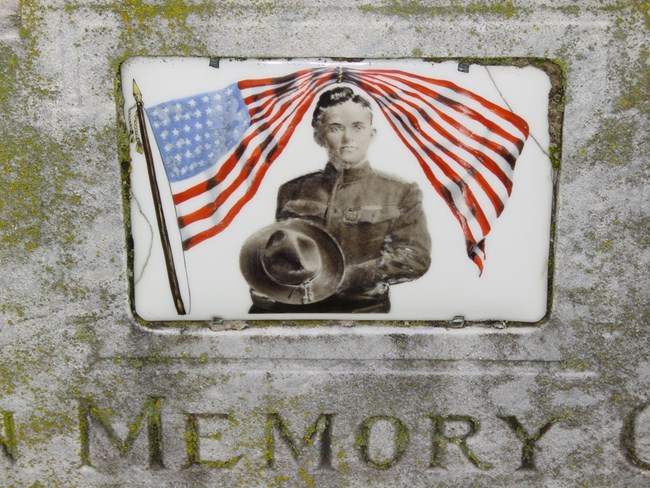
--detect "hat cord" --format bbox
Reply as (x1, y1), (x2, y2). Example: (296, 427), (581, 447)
(285, 278), (316, 304)
(300, 281), (314, 304)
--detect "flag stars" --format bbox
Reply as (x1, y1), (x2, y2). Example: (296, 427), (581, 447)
(150, 85), (253, 184)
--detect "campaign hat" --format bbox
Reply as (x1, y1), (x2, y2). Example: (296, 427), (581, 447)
(240, 219), (345, 305)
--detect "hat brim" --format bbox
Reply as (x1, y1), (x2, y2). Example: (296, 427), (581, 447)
(240, 219), (345, 305)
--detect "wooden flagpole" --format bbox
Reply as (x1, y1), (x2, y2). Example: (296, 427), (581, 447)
(132, 80), (187, 315)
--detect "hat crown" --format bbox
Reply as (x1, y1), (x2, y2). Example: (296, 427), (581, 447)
(261, 230), (323, 285)
(240, 219), (344, 305)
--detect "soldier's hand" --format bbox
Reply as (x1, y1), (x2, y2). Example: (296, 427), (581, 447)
(338, 261), (381, 292)
(250, 289), (276, 309)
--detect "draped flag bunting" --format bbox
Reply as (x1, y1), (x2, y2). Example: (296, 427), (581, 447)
(144, 66), (529, 273)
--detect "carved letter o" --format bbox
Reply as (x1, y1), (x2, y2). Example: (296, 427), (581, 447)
(356, 415), (409, 470)
(621, 402), (650, 470)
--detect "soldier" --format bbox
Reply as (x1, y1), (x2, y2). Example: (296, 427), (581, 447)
(241, 86), (431, 313)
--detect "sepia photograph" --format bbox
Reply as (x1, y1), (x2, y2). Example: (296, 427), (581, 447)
(121, 58), (553, 322)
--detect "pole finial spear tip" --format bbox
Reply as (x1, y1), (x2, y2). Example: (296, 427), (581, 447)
(132, 79), (142, 101)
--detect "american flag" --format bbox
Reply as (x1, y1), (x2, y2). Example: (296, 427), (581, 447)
(144, 66), (529, 272)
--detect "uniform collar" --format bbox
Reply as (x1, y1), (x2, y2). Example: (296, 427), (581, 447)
(323, 160), (373, 184)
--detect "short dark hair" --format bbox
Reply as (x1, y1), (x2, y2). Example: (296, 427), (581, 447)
(311, 87), (373, 129)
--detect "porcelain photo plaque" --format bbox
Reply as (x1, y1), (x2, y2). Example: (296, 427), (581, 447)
(120, 58), (555, 322)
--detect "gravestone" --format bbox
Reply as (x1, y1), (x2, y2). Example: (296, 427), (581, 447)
(0, 1), (648, 487)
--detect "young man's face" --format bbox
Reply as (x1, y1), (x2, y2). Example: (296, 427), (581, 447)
(317, 100), (375, 169)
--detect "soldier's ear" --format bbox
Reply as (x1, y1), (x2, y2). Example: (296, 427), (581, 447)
(371, 127), (377, 139)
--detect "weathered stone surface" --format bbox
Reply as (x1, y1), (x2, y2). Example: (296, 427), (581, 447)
(0, 1), (648, 486)
(0, 0), (18, 40)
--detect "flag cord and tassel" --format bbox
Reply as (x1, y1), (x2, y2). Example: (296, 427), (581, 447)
(127, 105), (144, 154)
(132, 79), (187, 315)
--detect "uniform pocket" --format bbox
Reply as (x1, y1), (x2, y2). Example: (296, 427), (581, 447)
(281, 199), (328, 219)
(343, 205), (401, 224)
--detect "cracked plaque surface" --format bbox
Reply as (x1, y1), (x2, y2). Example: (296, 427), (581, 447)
(124, 58), (553, 322)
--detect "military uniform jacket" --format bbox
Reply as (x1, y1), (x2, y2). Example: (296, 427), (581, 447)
(276, 161), (431, 302)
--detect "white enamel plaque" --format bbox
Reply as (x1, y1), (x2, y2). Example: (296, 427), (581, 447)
(121, 58), (554, 322)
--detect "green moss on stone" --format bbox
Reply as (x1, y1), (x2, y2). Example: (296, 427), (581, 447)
(298, 467), (316, 487)
(0, 28), (99, 287)
(18, 410), (77, 445)
(548, 145), (561, 169)
(555, 4), (581, 16)
(584, 117), (639, 165)
(560, 356), (590, 373)
(615, 49), (649, 115)
(359, 0), (526, 18)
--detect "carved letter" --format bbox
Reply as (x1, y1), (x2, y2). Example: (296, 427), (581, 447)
(0, 411), (17, 462)
(264, 412), (334, 469)
(428, 414), (493, 470)
(78, 396), (164, 469)
(621, 402), (650, 470)
(356, 415), (409, 470)
(184, 413), (242, 468)
(499, 415), (557, 470)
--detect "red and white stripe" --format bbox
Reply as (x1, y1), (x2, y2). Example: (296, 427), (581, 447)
(147, 66), (528, 271)
(345, 68), (529, 272)
(170, 67), (338, 249)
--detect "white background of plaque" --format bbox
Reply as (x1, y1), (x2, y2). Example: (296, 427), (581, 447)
(122, 58), (553, 322)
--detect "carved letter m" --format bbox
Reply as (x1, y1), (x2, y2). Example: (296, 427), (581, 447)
(78, 396), (164, 469)
(265, 412), (334, 469)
